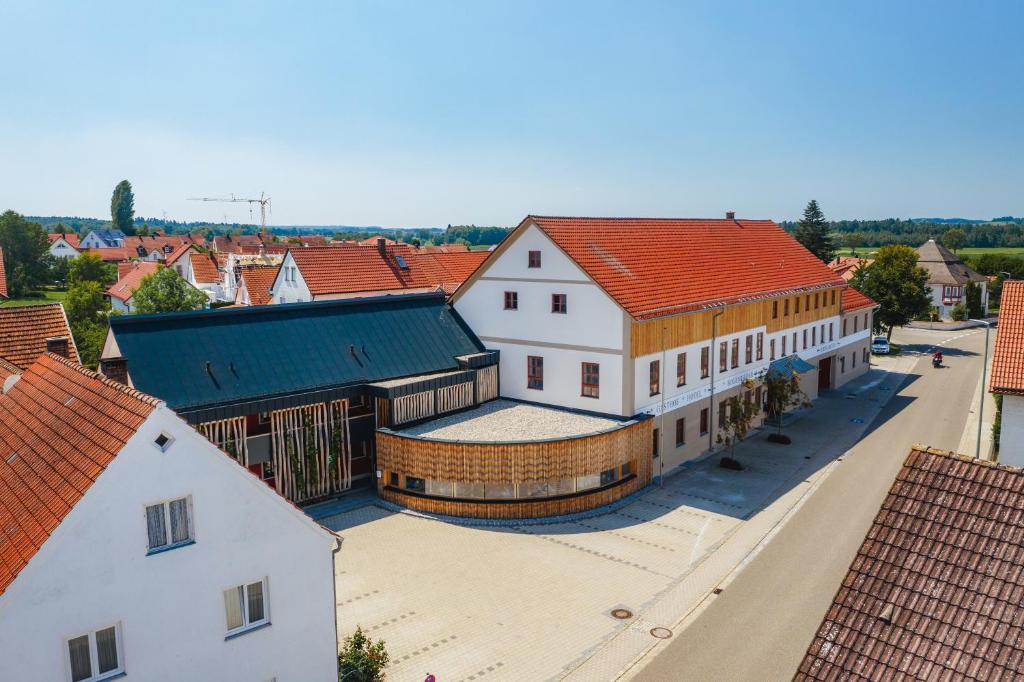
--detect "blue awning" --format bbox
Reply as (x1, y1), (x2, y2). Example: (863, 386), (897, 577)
(766, 354), (816, 380)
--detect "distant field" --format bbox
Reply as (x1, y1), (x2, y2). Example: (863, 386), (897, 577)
(850, 246), (1024, 259)
(1, 289), (68, 307)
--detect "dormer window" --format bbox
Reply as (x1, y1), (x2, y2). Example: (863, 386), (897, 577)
(528, 250), (541, 268)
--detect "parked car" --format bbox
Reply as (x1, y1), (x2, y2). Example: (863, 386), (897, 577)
(871, 336), (890, 354)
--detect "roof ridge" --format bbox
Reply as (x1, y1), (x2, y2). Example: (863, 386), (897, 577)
(909, 443), (1023, 473)
(39, 353), (163, 407)
(529, 214), (773, 223)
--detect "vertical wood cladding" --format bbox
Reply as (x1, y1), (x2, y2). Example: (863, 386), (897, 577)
(376, 418), (652, 519)
(630, 287), (842, 357)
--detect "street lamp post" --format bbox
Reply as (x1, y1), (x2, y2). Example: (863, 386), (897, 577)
(969, 318), (992, 460)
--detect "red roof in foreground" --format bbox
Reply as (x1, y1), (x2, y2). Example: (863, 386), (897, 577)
(0, 303), (79, 368)
(525, 216), (845, 319)
(107, 261), (160, 302)
(841, 287), (877, 313)
(796, 446), (1024, 681)
(991, 280), (1024, 395)
(0, 354), (161, 595)
(0, 246), (7, 298)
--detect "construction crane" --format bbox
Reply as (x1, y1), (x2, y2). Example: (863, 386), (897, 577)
(188, 192), (271, 240)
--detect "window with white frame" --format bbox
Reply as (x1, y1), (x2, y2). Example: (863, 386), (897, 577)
(66, 623), (123, 682)
(224, 578), (270, 635)
(145, 496), (193, 553)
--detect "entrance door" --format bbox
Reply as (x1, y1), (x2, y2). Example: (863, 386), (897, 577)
(818, 356), (833, 392)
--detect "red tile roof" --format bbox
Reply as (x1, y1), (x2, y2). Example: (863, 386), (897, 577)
(82, 246), (134, 263)
(0, 247), (7, 299)
(421, 243), (470, 253)
(0, 357), (21, 381)
(238, 265), (279, 305)
(211, 234), (265, 254)
(521, 216), (846, 320)
(48, 233), (80, 248)
(189, 252), (221, 284)
(107, 261), (160, 303)
(796, 446), (1024, 681)
(358, 236), (398, 246)
(0, 303), (79, 368)
(841, 287), (877, 313)
(428, 251), (489, 293)
(0, 353), (161, 595)
(991, 280), (1024, 395)
(290, 244), (443, 296)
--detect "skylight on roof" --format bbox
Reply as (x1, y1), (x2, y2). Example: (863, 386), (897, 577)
(5, 452), (16, 464)
(395, 255), (409, 270)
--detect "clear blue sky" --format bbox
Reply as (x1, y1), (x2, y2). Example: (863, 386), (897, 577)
(1, 1), (1021, 227)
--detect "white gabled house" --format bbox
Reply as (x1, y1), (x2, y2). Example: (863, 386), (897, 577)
(80, 229), (126, 249)
(48, 233), (82, 259)
(0, 353), (340, 682)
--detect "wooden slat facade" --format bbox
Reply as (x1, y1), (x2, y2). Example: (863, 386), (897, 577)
(630, 287), (843, 357)
(377, 418), (652, 519)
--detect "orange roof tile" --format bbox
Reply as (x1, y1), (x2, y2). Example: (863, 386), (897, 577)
(515, 217), (846, 320)
(290, 244), (435, 296)
(841, 287), (877, 313)
(0, 303), (79, 368)
(358, 236), (399, 246)
(991, 280), (1024, 395)
(0, 354), (161, 595)
(189, 251), (220, 284)
(107, 261), (161, 303)
(427, 251), (489, 292)
(0, 247), (7, 299)
(0, 357), (21, 381)
(212, 234), (265, 254)
(82, 246), (134, 262)
(796, 446), (1024, 681)
(238, 265), (279, 305)
(421, 243), (470, 253)
(47, 233), (80, 248)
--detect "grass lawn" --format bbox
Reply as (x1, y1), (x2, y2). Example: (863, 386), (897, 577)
(469, 244), (494, 251)
(843, 247), (1024, 259)
(1, 288), (68, 307)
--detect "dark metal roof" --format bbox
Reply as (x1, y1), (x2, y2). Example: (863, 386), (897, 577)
(108, 293), (485, 414)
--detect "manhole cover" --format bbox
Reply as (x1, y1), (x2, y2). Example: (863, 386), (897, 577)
(650, 627), (673, 639)
(611, 608), (633, 620)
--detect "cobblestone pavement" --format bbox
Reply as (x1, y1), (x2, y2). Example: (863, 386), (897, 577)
(323, 356), (916, 682)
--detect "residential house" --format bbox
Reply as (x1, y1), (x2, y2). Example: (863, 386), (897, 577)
(0, 246), (7, 300)
(916, 239), (988, 319)
(107, 261), (162, 313)
(48, 233), (82, 259)
(827, 255), (872, 282)
(0, 353), (339, 682)
(80, 228), (126, 249)
(451, 214), (871, 473)
(271, 240), (487, 303)
(209, 233), (266, 254)
(0, 302), (79, 371)
(835, 287), (878, 389)
(796, 446), (1024, 680)
(989, 279), (1024, 466)
(185, 250), (226, 302)
(235, 264), (279, 306)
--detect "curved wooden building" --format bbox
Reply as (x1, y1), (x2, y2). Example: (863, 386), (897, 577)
(376, 400), (652, 519)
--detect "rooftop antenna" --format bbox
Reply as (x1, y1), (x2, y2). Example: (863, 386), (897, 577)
(187, 192), (271, 240)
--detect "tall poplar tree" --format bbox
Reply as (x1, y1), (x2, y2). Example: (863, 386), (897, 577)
(110, 180), (136, 235)
(793, 199), (836, 263)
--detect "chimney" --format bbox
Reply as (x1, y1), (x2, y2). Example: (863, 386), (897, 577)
(45, 336), (70, 359)
(725, 211), (736, 220)
(376, 237), (387, 257)
(99, 356), (129, 385)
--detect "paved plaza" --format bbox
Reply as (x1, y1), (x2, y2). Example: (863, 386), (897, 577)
(322, 354), (917, 681)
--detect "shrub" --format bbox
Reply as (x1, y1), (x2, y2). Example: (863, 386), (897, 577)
(950, 303), (967, 321)
(338, 626), (389, 682)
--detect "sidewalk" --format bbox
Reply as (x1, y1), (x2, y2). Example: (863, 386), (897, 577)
(322, 355), (917, 682)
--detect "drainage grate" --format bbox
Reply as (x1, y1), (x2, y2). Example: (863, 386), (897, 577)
(611, 608), (633, 620)
(650, 627), (673, 639)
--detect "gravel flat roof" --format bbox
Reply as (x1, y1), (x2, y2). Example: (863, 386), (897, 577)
(396, 399), (623, 442)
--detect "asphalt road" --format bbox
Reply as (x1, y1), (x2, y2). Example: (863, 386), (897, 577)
(637, 327), (992, 682)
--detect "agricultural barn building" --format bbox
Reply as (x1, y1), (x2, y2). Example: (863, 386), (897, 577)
(0, 302), (78, 376)
(796, 446), (1024, 681)
(915, 239), (988, 320)
(989, 280), (1024, 466)
(0, 354), (338, 682)
(451, 214), (877, 475)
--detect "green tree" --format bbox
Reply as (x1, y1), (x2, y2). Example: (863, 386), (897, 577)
(716, 378), (760, 461)
(69, 252), (116, 286)
(65, 280), (111, 369)
(337, 626), (389, 682)
(849, 244), (931, 339)
(793, 200), (836, 263)
(842, 231), (862, 256)
(764, 369), (812, 441)
(965, 280), (984, 318)
(0, 210), (52, 297)
(950, 303), (967, 321)
(111, 180), (136, 235)
(942, 227), (967, 253)
(131, 267), (208, 314)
